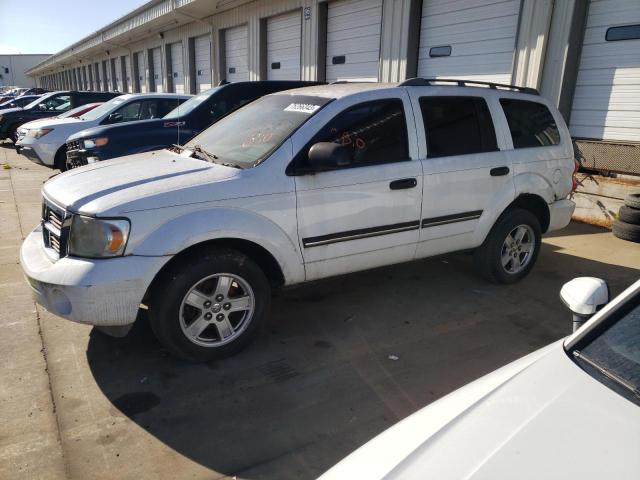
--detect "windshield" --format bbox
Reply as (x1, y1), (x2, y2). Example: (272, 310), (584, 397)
(572, 293), (640, 405)
(184, 94), (331, 168)
(25, 92), (57, 109)
(79, 96), (126, 121)
(163, 88), (220, 119)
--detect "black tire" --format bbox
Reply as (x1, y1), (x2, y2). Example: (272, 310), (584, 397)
(624, 193), (640, 210)
(8, 124), (18, 143)
(149, 248), (271, 362)
(618, 205), (640, 225)
(54, 146), (68, 172)
(612, 219), (640, 243)
(474, 208), (542, 284)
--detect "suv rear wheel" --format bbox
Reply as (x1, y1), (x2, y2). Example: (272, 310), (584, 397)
(474, 208), (542, 284)
(149, 248), (271, 362)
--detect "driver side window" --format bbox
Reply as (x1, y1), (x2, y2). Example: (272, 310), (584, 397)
(296, 99), (409, 171)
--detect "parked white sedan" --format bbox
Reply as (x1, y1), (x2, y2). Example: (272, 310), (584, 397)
(320, 277), (640, 480)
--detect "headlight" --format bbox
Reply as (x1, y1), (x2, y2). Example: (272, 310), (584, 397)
(68, 216), (130, 258)
(29, 128), (53, 139)
(83, 137), (109, 149)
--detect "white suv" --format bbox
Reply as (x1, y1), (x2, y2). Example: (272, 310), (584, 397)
(20, 80), (577, 361)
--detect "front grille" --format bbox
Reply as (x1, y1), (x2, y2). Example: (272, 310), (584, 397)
(42, 200), (71, 259)
(66, 139), (82, 152)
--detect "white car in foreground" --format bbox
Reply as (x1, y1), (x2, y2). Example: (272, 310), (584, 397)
(320, 277), (640, 480)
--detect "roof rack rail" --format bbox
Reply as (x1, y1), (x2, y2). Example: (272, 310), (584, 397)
(398, 77), (539, 95)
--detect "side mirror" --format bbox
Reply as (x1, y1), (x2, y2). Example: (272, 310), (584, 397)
(106, 112), (123, 124)
(560, 277), (609, 332)
(308, 142), (351, 171)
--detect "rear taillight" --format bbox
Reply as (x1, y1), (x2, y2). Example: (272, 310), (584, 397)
(572, 159), (580, 192)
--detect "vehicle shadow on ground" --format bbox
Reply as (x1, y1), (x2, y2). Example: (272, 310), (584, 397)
(86, 236), (638, 480)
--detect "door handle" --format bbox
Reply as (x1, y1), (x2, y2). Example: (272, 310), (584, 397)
(389, 178), (418, 190)
(490, 166), (510, 177)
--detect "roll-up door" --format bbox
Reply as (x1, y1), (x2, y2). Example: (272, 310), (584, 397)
(325, 0), (382, 82)
(124, 55), (132, 93)
(92, 64), (98, 90)
(136, 52), (147, 93)
(115, 58), (123, 92)
(102, 61), (109, 91)
(170, 42), (185, 93)
(417, 0), (520, 84)
(194, 35), (212, 92)
(152, 47), (163, 92)
(267, 10), (302, 80)
(570, 0), (640, 142)
(224, 25), (249, 82)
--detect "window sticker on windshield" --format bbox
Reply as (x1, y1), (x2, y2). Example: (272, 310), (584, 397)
(284, 103), (320, 114)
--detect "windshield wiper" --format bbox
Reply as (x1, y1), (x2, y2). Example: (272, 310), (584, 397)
(191, 144), (218, 163)
(169, 143), (187, 153)
(190, 144), (241, 169)
(573, 350), (640, 399)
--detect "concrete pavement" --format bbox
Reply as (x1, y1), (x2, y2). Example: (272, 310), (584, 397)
(1, 142), (639, 479)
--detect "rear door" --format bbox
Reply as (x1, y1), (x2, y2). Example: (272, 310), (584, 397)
(293, 93), (423, 280)
(409, 89), (514, 257)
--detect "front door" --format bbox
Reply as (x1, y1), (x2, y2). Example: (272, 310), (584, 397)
(293, 95), (423, 280)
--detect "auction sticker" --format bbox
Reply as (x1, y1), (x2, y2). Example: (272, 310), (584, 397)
(284, 103), (321, 114)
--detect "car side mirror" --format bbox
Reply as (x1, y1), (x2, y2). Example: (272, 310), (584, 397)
(308, 142), (351, 172)
(106, 112), (123, 124)
(560, 277), (609, 332)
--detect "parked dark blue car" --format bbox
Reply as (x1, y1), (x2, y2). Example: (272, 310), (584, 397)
(65, 81), (320, 168)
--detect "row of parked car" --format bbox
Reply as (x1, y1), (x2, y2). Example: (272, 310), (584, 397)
(10, 78), (639, 477)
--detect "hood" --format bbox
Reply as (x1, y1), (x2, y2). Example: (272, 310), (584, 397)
(20, 117), (80, 131)
(68, 118), (162, 141)
(42, 150), (241, 216)
(320, 342), (640, 480)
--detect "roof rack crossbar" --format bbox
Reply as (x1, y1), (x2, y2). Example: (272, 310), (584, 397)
(398, 77), (539, 95)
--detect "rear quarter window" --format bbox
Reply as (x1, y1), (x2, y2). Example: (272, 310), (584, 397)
(500, 99), (561, 148)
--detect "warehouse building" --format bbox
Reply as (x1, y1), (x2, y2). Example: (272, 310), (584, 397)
(25, 0), (639, 181)
(0, 54), (51, 87)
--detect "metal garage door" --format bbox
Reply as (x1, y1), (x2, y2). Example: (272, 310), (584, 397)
(136, 52), (147, 93)
(115, 58), (123, 92)
(570, 0), (640, 142)
(194, 35), (212, 92)
(103, 61), (111, 91)
(152, 47), (163, 92)
(94, 63), (100, 90)
(224, 25), (249, 82)
(417, 0), (520, 83)
(124, 55), (132, 93)
(267, 10), (302, 80)
(170, 42), (185, 93)
(325, 0), (382, 83)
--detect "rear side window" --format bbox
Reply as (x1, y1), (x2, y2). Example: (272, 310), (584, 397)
(300, 99), (409, 168)
(420, 97), (498, 158)
(500, 99), (560, 148)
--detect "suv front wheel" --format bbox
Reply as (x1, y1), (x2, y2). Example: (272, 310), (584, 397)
(149, 248), (271, 362)
(474, 208), (542, 284)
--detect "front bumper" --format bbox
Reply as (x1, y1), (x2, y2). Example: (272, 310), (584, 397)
(20, 226), (170, 327)
(18, 140), (57, 167)
(547, 199), (575, 232)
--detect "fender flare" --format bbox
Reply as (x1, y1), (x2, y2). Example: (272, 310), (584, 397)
(132, 206), (305, 285)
